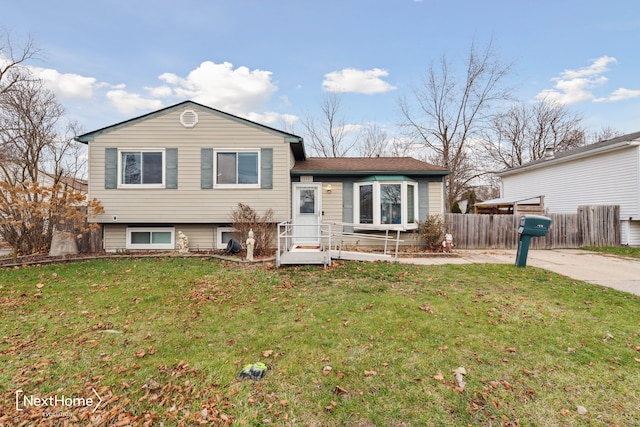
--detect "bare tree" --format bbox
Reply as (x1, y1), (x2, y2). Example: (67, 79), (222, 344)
(0, 31), (39, 96)
(0, 36), (98, 255)
(399, 39), (513, 210)
(588, 126), (623, 144)
(483, 98), (585, 169)
(0, 78), (65, 185)
(300, 93), (359, 157)
(358, 123), (388, 157)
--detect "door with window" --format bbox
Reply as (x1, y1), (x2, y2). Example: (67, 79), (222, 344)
(292, 183), (322, 247)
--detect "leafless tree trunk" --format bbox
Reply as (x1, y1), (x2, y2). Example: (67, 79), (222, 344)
(399, 39), (513, 211)
(300, 93), (359, 157)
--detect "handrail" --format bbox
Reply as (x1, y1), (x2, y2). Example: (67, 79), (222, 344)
(277, 221), (405, 267)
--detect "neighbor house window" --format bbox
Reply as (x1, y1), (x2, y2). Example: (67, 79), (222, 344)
(119, 149), (165, 188)
(215, 150), (259, 187)
(353, 178), (418, 230)
(126, 227), (174, 250)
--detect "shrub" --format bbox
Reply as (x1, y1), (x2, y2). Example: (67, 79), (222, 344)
(418, 215), (445, 251)
(229, 203), (276, 257)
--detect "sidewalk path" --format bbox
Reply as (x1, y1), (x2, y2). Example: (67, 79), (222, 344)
(399, 249), (640, 297)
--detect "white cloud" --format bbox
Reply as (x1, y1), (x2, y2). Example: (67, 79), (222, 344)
(157, 61), (277, 115)
(244, 111), (298, 127)
(145, 85), (173, 98)
(32, 67), (98, 99)
(106, 88), (164, 115)
(535, 56), (640, 105)
(594, 87), (640, 102)
(322, 68), (396, 94)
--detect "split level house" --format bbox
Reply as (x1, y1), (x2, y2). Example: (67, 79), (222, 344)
(497, 131), (640, 246)
(75, 101), (450, 253)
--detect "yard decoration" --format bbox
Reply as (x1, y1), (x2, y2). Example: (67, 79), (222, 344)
(238, 362), (268, 381)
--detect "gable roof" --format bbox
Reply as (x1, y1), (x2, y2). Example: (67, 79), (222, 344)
(74, 100), (306, 160)
(291, 157), (450, 176)
(498, 131), (640, 177)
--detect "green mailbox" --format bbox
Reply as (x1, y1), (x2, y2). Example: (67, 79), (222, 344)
(515, 215), (551, 267)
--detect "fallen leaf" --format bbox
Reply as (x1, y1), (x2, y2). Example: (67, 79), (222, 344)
(36, 283), (44, 289)
(325, 401), (337, 411)
(364, 370), (377, 377)
(262, 350), (274, 357)
(433, 373), (445, 383)
(135, 349), (146, 358)
(334, 386), (348, 395)
(505, 347), (517, 354)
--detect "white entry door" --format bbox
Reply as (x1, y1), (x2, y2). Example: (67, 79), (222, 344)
(292, 183), (322, 247)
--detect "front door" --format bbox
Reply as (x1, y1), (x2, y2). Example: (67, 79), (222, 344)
(292, 183), (322, 247)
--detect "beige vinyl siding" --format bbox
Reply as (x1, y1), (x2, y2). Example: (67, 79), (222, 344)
(88, 105), (292, 224)
(428, 182), (444, 216)
(320, 182), (343, 224)
(103, 224), (127, 251)
(103, 223), (217, 252)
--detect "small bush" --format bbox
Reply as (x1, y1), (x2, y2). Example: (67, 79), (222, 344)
(418, 215), (445, 251)
(229, 203), (275, 257)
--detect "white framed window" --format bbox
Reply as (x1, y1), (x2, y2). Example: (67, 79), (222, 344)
(217, 227), (239, 249)
(354, 179), (418, 230)
(214, 150), (260, 188)
(126, 227), (175, 250)
(118, 149), (165, 188)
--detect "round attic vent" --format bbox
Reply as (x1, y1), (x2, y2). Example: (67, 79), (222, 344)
(180, 110), (198, 128)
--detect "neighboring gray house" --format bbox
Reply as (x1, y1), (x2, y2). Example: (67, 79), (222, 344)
(75, 101), (449, 252)
(498, 131), (640, 246)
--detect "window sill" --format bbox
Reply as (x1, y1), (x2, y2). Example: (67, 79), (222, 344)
(118, 184), (166, 189)
(213, 184), (260, 189)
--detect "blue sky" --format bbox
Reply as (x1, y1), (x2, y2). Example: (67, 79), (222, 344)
(3, 0), (640, 139)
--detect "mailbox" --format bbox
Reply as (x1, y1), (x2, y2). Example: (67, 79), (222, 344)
(518, 215), (552, 237)
(515, 215), (551, 267)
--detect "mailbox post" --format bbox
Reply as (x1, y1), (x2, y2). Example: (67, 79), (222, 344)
(515, 215), (552, 267)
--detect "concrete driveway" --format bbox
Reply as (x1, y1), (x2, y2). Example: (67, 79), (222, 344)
(399, 249), (640, 296)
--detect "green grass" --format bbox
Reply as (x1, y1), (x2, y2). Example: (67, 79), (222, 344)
(1, 257), (639, 426)
(583, 246), (640, 259)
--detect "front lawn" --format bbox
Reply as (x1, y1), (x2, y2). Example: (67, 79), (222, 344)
(583, 246), (640, 259)
(1, 258), (638, 426)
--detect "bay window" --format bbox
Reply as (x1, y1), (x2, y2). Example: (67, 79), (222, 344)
(354, 178), (418, 229)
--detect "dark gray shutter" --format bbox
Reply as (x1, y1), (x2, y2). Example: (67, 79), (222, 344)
(201, 148), (213, 189)
(260, 148), (273, 189)
(342, 180), (354, 232)
(105, 148), (117, 189)
(418, 180), (429, 221)
(166, 148), (178, 189)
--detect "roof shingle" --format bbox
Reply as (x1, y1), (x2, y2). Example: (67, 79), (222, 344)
(291, 157), (449, 175)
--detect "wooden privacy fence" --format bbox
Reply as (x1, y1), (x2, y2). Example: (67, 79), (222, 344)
(446, 205), (620, 249)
